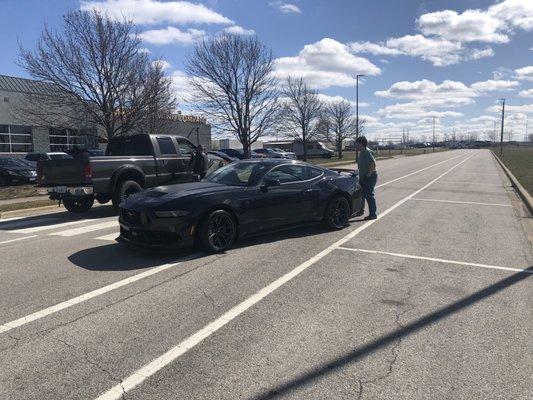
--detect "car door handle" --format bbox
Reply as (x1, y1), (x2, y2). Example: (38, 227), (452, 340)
(302, 188), (313, 195)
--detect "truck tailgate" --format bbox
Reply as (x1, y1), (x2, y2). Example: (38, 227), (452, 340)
(38, 159), (89, 186)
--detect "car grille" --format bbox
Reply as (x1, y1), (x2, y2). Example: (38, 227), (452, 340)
(120, 227), (180, 246)
(121, 209), (148, 225)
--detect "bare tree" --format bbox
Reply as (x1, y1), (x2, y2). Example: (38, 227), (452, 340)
(324, 100), (360, 159)
(186, 34), (280, 158)
(281, 77), (323, 161)
(18, 10), (176, 140)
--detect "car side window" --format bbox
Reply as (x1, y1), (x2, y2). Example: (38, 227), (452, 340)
(157, 137), (177, 155)
(176, 139), (196, 156)
(264, 165), (307, 184)
(306, 166), (323, 179)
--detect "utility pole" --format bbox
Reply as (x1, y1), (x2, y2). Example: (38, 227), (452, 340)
(493, 120), (497, 149)
(432, 116), (436, 152)
(499, 98), (505, 155)
(355, 74), (364, 162)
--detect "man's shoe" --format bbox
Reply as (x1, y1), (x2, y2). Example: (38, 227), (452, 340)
(354, 209), (364, 217)
(363, 215), (377, 220)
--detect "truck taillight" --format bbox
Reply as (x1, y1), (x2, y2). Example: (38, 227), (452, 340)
(84, 164), (92, 179)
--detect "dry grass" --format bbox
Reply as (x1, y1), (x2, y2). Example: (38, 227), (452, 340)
(492, 146), (533, 196)
(0, 185), (41, 200)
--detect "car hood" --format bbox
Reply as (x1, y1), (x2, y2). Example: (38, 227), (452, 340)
(1, 166), (35, 174)
(122, 181), (241, 210)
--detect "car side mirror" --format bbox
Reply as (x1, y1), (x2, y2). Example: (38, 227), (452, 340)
(261, 179), (281, 192)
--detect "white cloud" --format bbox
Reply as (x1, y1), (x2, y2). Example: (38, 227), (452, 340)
(486, 103), (533, 114)
(152, 60), (171, 70)
(519, 89), (533, 97)
(417, 0), (533, 44)
(385, 34), (463, 67)
(470, 79), (519, 92)
(170, 70), (194, 104)
(375, 79), (475, 103)
(274, 38), (380, 89)
(224, 25), (255, 35)
(349, 41), (403, 56)
(376, 102), (463, 120)
(469, 115), (498, 123)
(279, 4), (301, 14)
(469, 48), (494, 60)
(417, 9), (507, 43)
(316, 94), (369, 107)
(140, 26), (204, 45)
(515, 66), (533, 81)
(80, 0), (233, 25)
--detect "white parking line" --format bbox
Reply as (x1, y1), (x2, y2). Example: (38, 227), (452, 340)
(375, 153), (465, 189)
(50, 221), (118, 237)
(337, 247), (533, 275)
(438, 181), (503, 187)
(94, 153), (477, 400)
(409, 198), (511, 207)
(6, 219), (93, 234)
(95, 232), (119, 241)
(0, 235), (38, 245)
(0, 261), (183, 335)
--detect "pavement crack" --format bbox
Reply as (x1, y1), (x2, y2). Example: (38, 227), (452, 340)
(54, 337), (128, 399)
(356, 289), (413, 399)
(201, 288), (216, 309)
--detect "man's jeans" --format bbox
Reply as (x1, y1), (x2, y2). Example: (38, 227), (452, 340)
(359, 173), (377, 217)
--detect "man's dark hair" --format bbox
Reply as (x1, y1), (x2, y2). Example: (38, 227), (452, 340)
(355, 136), (368, 147)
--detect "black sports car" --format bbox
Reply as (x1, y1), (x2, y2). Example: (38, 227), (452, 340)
(118, 160), (362, 252)
(0, 158), (38, 186)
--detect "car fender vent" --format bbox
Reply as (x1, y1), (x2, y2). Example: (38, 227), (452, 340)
(144, 190), (167, 197)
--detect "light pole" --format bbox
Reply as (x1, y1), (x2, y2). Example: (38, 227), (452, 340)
(355, 74), (365, 162)
(499, 98), (505, 155)
(432, 116), (436, 152)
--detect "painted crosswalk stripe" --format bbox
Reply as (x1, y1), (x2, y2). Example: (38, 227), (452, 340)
(0, 217), (58, 231)
(94, 232), (119, 241)
(6, 219), (93, 234)
(51, 221), (118, 237)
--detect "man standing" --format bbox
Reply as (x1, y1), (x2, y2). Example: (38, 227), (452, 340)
(355, 136), (377, 220)
(191, 144), (209, 180)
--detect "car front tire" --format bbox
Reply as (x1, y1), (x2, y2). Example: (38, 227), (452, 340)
(198, 209), (237, 253)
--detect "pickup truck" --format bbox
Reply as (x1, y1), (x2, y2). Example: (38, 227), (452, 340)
(37, 134), (226, 213)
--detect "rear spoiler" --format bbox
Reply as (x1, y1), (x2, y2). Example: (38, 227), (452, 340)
(329, 168), (359, 177)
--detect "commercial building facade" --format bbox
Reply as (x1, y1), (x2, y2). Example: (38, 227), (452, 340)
(0, 74), (211, 156)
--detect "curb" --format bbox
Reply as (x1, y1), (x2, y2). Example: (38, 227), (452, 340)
(492, 152), (533, 216)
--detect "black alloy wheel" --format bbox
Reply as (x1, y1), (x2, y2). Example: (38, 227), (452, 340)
(200, 210), (237, 252)
(324, 195), (350, 230)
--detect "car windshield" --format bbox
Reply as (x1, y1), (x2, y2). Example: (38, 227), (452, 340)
(205, 162), (270, 186)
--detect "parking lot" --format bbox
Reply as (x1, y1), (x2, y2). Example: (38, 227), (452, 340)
(0, 149), (531, 399)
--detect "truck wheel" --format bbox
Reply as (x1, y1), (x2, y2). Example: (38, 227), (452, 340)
(63, 197), (94, 213)
(112, 180), (142, 210)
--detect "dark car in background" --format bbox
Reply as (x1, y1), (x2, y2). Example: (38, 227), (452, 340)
(0, 158), (38, 186)
(218, 148), (265, 160)
(207, 150), (238, 163)
(24, 152), (72, 167)
(118, 160), (362, 253)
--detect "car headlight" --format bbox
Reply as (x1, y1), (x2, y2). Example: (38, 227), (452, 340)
(154, 210), (191, 218)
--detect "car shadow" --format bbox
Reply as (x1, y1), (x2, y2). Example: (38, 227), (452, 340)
(68, 243), (198, 271)
(0, 204), (117, 231)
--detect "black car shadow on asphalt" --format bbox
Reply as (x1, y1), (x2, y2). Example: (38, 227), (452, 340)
(0, 204), (117, 231)
(67, 242), (199, 271)
(67, 217), (369, 271)
(250, 265), (533, 400)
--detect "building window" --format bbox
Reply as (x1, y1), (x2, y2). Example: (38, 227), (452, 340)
(0, 125), (33, 153)
(49, 128), (81, 151)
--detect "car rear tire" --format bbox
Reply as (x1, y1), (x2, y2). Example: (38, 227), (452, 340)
(198, 209), (237, 253)
(112, 180), (142, 210)
(63, 196), (94, 213)
(324, 195), (350, 230)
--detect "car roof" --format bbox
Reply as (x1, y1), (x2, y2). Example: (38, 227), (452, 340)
(236, 159), (321, 168)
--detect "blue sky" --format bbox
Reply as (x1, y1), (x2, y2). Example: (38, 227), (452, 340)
(1, 0), (532, 141)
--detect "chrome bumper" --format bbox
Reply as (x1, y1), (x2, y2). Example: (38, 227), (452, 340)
(37, 186), (93, 196)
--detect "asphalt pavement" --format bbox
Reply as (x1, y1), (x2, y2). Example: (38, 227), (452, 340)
(0, 149), (531, 400)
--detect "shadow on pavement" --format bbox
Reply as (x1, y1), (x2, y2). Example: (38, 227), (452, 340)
(252, 266), (533, 400)
(0, 205), (117, 231)
(68, 243), (197, 271)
